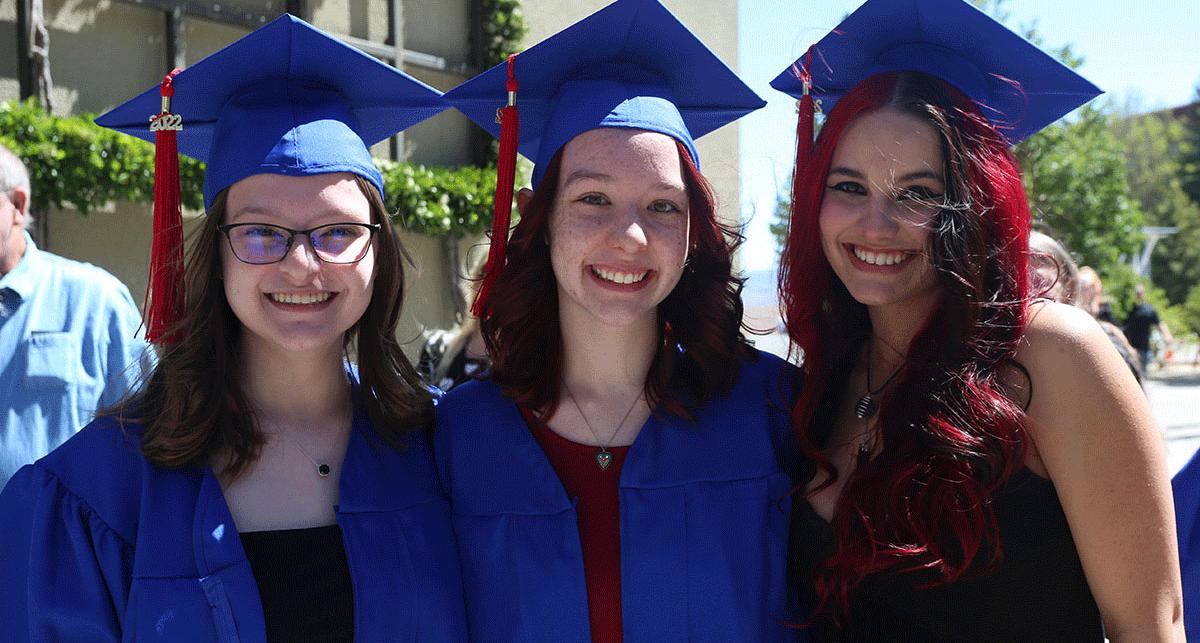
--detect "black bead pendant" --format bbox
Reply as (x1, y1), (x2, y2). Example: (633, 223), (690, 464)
(854, 393), (877, 420)
(317, 463), (332, 477)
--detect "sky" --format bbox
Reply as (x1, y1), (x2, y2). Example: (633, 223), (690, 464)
(737, 0), (1200, 272)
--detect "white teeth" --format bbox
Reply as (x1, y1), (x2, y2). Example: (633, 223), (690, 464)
(592, 266), (648, 285)
(853, 246), (909, 266)
(270, 292), (332, 305)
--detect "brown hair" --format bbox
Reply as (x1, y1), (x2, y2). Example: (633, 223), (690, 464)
(480, 139), (755, 420)
(116, 176), (432, 476)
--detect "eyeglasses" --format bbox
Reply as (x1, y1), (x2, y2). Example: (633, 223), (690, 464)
(217, 222), (381, 265)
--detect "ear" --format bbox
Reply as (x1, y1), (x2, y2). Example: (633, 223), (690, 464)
(515, 187), (535, 217)
(9, 187), (29, 225)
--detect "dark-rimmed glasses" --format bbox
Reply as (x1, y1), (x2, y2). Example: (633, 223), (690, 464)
(218, 222), (381, 265)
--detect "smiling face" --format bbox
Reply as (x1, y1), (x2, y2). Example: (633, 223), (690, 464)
(819, 107), (946, 314)
(221, 172), (376, 356)
(546, 128), (691, 330)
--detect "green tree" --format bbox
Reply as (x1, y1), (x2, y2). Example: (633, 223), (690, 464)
(1182, 281), (1200, 337)
(1180, 86), (1200, 206)
(1015, 104), (1144, 270)
(1112, 106), (1200, 304)
(768, 190), (790, 258)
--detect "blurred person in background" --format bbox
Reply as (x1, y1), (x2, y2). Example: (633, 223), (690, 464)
(418, 253), (489, 392)
(0, 142), (147, 488)
(1029, 234), (1141, 383)
(1125, 283), (1174, 374)
(1075, 266), (1141, 383)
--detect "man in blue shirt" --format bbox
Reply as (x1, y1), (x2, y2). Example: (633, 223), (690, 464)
(0, 143), (148, 487)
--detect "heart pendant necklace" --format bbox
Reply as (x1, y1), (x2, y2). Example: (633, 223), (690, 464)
(563, 380), (643, 471)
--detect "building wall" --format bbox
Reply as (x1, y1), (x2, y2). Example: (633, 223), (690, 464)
(2, 0), (745, 356)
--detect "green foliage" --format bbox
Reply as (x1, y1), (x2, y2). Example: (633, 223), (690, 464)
(0, 99), (205, 213)
(1110, 103), (1200, 305)
(768, 190), (790, 258)
(381, 161), (496, 237)
(1180, 88), (1200, 206)
(0, 99), (497, 238)
(481, 0), (527, 66)
(1016, 103), (1144, 270)
(1182, 282), (1200, 336)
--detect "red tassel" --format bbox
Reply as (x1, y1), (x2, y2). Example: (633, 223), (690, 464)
(792, 47), (815, 205)
(145, 68), (185, 344)
(472, 54), (520, 318)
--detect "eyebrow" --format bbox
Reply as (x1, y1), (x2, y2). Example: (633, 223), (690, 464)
(229, 205), (361, 223)
(827, 166), (944, 184)
(563, 170), (686, 193)
(563, 170), (614, 187)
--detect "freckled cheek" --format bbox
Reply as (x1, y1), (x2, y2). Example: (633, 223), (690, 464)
(644, 218), (688, 254)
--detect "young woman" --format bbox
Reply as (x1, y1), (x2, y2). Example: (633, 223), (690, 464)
(0, 16), (466, 641)
(436, 1), (799, 640)
(773, 1), (1183, 640)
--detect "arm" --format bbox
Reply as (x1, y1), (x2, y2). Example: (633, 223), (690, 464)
(98, 282), (151, 409)
(1158, 320), (1174, 346)
(0, 465), (131, 641)
(1019, 302), (1183, 641)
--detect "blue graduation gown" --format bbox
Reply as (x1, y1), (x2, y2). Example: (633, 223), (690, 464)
(0, 409), (467, 642)
(1173, 449), (1200, 635)
(434, 349), (800, 642)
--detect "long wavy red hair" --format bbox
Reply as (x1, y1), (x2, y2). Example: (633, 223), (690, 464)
(780, 72), (1033, 621)
(481, 138), (754, 419)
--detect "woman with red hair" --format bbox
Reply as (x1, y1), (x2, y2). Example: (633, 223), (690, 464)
(774, 1), (1182, 640)
(437, 1), (799, 641)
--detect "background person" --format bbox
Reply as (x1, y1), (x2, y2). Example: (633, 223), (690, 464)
(1074, 264), (1142, 383)
(774, 0), (1182, 639)
(0, 142), (147, 488)
(437, 1), (799, 640)
(1125, 282), (1174, 373)
(1028, 230), (1078, 304)
(0, 17), (465, 640)
(418, 252), (489, 392)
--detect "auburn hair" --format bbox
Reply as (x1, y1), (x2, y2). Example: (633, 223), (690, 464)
(115, 176), (433, 476)
(780, 72), (1032, 620)
(480, 138), (755, 419)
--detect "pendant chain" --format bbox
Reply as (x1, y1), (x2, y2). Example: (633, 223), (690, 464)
(562, 380), (643, 471)
(852, 339), (907, 423)
(274, 431), (334, 477)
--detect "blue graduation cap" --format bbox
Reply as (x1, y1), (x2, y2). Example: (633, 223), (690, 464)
(97, 13), (446, 208)
(95, 14), (446, 343)
(443, 0), (764, 316)
(770, 0), (1102, 146)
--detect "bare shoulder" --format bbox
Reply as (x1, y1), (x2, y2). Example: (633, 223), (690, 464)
(1017, 301), (1118, 379)
(1016, 301), (1148, 440)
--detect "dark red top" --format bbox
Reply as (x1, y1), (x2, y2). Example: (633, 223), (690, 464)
(523, 408), (629, 643)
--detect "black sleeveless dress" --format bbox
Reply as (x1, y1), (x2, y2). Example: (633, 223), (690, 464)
(791, 468), (1104, 641)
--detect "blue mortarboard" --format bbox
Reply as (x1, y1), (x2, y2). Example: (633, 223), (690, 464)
(95, 14), (446, 344)
(770, 0), (1102, 145)
(443, 0), (764, 316)
(96, 13), (446, 208)
(446, 0), (764, 188)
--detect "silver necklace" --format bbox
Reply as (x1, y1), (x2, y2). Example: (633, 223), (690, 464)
(275, 431), (333, 477)
(853, 340), (905, 421)
(562, 380), (643, 471)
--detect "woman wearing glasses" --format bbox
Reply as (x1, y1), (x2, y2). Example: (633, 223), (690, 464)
(0, 17), (466, 641)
